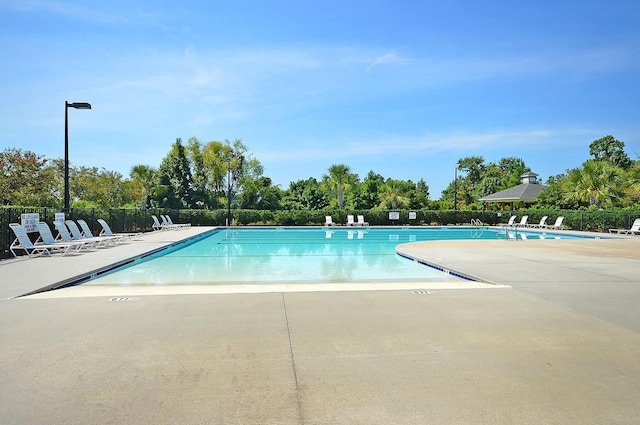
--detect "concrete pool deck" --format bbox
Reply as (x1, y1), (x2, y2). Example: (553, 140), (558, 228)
(1, 227), (640, 424)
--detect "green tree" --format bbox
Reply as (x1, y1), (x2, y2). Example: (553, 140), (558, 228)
(71, 166), (132, 208)
(281, 178), (329, 210)
(536, 173), (576, 209)
(378, 179), (410, 209)
(589, 135), (632, 170)
(185, 137), (209, 208)
(156, 138), (194, 208)
(564, 160), (624, 208)
(129, 164), (157, 208)
(323, 164), (354, 209)
(238, 177), (282, 210)
(457, 156), (485, 185)
(0, 148), (59, 206)
(441, 156), (530, 210)
(496, 157), (529, 188)
(355, 170), (384, 209)
(623, 161), (640, 205)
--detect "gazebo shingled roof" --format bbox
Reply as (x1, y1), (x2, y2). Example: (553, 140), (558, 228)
(479, 171), (546, 209)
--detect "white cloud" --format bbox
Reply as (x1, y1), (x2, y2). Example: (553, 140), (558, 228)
(366, 51), (406, 71)
(256, 127), (599, 163)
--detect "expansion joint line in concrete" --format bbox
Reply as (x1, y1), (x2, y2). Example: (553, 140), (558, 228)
(281, 293), (305, 425)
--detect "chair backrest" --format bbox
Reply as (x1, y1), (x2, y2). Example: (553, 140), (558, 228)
(552, 216), (564, 227)
(357, 215), (366, 223)
(65, 220), (85, 240)
(55, 222), (75, 242)
(161, 215), (170, 225)
(347, 215), (354, 224)
(97, 219), (114, 236)
(325, 216), (333, 224)
(152, 215), (161, 225)
(9, 223), (35, 248)
(519, 215), (528, 225)
(35, 222), (57, 245)
(539, 216), (548, 226)
(77, 220), (95, 238)
(164, 215), (175, 225)
(507, 216), (516, 225)
(630, 218), (640, 231)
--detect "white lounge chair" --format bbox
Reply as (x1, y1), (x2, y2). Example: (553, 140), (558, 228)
(500, 215), (517, 227)
(34, 222), (84, 254)
(325, 216), (336, 226)
(529, 216), (548, 228)
(9, 223), (64, 257)
(98, 219), (142, 240)
(54, 221), (96, 250)
(609, 218), (640, 235)
(65, 220), (115, 247)
(357, 215), (369, 226)
(152, 215), (179, 231)
(346, 215), (355, 226)
(544, 216), (565, 230)
(515, 215), (529, 227)
(162, 215), (190, 229)
(78, 219), (125, 244)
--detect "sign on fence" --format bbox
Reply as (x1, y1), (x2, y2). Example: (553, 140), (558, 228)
(389, 212), (400, 220)
(409, 212), (417, 220)
(20, 213), (40, 233)
(54, 213), (65, 228)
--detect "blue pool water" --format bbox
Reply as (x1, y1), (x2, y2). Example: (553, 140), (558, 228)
(86, 227), (582, 286)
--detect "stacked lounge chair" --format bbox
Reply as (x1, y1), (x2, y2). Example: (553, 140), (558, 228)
(65, 220), (117, 247)
(152, 215), (181, 230)
(8, 223), (74, 257)
(162, 215), (190, 229)
(54, 221), (96, 250)
(34, 222), (84, 254)
(97, 219), (142, 241)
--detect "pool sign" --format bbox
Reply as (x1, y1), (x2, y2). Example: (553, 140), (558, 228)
(20, 213), (40, 233)
(389, 212), (400, 220)
(54, 213), (65, 228)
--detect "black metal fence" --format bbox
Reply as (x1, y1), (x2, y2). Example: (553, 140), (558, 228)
(2, 207), (639, 259)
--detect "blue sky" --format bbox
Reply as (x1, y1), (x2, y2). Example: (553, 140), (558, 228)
(1, 1), (639, 198)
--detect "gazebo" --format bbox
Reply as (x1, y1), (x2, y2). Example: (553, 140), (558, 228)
(479, 171), (546, 211)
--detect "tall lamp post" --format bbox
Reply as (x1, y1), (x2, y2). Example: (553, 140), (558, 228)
(453, 165), (458, 211)
(64, 101), (92, 211)
(227, 157), (232, 226)
(453, 164), (459, 225)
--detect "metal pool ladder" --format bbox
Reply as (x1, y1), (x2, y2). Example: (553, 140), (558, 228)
(497, 224), (518, 240)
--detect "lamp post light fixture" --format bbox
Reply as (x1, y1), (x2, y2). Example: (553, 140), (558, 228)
(64, 101), (92, 211)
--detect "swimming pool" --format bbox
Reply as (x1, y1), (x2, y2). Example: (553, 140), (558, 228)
(85, 226), (582, 288)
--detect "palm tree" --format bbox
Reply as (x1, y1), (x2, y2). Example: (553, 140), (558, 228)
(564, 160), (624, 208)
(623, 162), (640, 204)
(129, 164), (157, 208)
(378, 180), (410, 209)
(324, 164), (352, 209)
